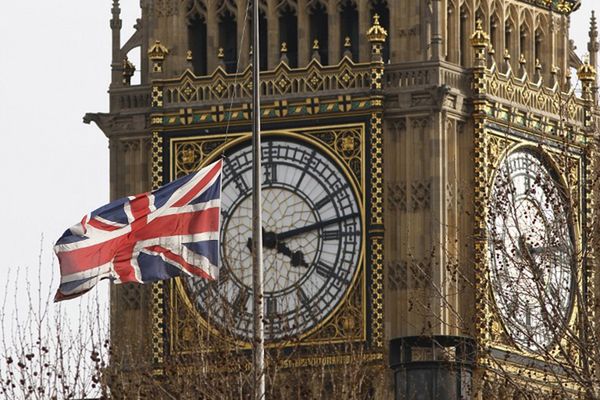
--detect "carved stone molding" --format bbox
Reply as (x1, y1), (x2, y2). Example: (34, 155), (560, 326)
(387, 259), (432, 291)
(387, 179), (431, 212)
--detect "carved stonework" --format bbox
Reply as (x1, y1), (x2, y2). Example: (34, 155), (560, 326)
(387, 259), (432, 291)
(387, 180), (431, 211)
(148, 0), (181, 16)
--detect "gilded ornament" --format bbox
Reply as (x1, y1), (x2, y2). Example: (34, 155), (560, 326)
(367, 14), (388, 43)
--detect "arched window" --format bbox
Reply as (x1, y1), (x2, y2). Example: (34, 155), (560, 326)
(259, 11), (268, 70)
(490, 16), (497, 52)
(460, 6), (469, 66)
(309, 2), (329, 64)
(446, 2), (458, 63)
(218, 7), (237, 73)
(279, 4), (298, 67)
(251, 8), (268, 70)
(370, 0), (389, 62)
(188, 15), (208, 75)
(340, 0), (359, 61)
(535, 30), (542, 65)
(187, 2), (208, 76)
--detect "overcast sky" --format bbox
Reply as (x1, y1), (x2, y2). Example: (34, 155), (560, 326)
(0, 1), (597, 331)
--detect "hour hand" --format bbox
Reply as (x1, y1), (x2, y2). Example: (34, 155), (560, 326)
(276, 242), (309, 268)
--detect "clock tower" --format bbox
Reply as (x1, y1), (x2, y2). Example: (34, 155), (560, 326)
(86, 0), (599, 398)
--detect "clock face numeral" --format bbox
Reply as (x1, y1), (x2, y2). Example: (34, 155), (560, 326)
(488, 149), (574, 351)
(186, 136), (363, 341)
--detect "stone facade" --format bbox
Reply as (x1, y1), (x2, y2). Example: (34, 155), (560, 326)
(87, 0), (599, 397)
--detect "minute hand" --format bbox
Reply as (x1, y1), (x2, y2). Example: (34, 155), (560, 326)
(277, 213), (360, 241)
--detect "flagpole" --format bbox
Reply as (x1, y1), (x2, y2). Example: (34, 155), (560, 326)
(251, 0), (266, 398)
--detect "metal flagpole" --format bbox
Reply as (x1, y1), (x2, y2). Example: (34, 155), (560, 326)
(251, 0), (266, 398)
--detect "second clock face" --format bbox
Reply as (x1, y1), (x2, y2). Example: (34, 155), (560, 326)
(186, 136), (362, 341)
(488, 149), (574, 351)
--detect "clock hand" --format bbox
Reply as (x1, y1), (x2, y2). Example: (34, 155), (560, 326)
(277, 213), (360, 241)
(276, 242), (309, 268)
(246, 229), (309, 268)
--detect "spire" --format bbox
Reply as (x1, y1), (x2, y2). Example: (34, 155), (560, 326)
(110, 0), (123, 87)
(588, 11), (599, 80)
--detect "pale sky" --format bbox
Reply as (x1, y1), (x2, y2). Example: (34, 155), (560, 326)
(0, 1), (597, 333)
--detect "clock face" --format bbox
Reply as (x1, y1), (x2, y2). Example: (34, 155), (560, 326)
(488, 149), (574, 351)
(186, 136), (362, 341)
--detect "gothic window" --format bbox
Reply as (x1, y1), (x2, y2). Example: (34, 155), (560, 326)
(188, 15), (208, 75)
(505, 19), (514, 60)
(460, 6), (469, 66)
(309, 1), (329, 64)
(217, 2), (238, 73)
(490, 16), (497, 52)
(187, 1), (208, 75)
(535, 30), (542, 65)
(370, 0), (389, 62)
(339, 0), (358, 61)
(278, 3), (298, 67)
(259, 11), (268, 70)
(446, 2), (458, 63)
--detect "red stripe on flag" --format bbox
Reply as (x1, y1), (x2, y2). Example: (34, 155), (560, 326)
(57, 237), (123, 275)
(88, 218), (121, 231)
(172, 160), (222, 207)
(145, 245), (214, 280)
(135, 207), (220, 241)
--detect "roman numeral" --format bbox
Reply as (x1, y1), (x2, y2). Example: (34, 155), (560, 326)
(316, 261), (349, 284)
(314, 196), (330, 209)
(322, 230), (341, 241)
(266, 297), (278, 318)
(232, 288), (249, 315)
(295, 150), (316, 188)
(296, 287), (310, 307)
(316, 261), (335, 279)
(218, 267), (230, 286)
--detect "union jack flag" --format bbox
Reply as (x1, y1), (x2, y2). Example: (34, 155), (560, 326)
(54, 159), (223, 302)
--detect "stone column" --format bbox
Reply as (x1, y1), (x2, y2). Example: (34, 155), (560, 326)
(297, 0), (309, 66)
(328, 1), (341, 64)
(358, 0), (370, 63)
(206, 2), (219, 72)
(267, 0), (279, 68)
(237, 0), (249, 69)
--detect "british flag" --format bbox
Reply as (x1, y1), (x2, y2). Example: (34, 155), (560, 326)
(54, 159), (222, 302)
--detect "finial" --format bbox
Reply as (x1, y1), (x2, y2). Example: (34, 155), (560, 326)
(503, 48), (512, 73)
(534, 59), (543, 82)
(249, 45), (253, 56)
(312, 39), (321, 62)
(487, 44), (496, 68)
(344, 36), (353, 59)
(186, 50), (193, 62)
(148, 40), (169, 61)
(550, 65), (558, 87)
(111, 0), (122, 30)
(578, 57), (597, 82)
(367, 14), (388, 43)
(518, 54), (527, 78)
(280, 42), (289, 64)
(217, 47), (225, 67)
(470, 19), (490, 48)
